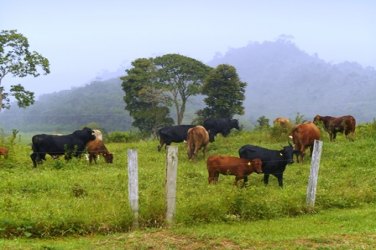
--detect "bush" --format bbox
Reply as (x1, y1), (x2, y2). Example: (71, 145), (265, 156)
(107, 131), (143, 143)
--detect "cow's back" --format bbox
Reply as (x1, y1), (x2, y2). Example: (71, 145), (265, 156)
(159, 125), (194, 142)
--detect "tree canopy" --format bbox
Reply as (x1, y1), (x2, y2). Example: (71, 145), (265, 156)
(121, 58), (173, 136)
(199, 64), (246, 119)
(154, 54), (212, 125)
(0, 30), (50, 110)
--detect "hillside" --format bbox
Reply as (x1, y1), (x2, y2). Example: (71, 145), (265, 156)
(1, 38), (376, 132)
(0, 79), (133, 132)
(209, 38), (376, 123)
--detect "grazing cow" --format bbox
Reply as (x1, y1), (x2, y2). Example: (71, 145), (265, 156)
(157, 125), (195, 151)
(289, 122), (321, 163)
(203, 118), (240, 142)
(273, 117), (291, 127)
(86, 139), (113, 164)
(313, 115), (356, 141)
(0, 146), (9, 159)
(30, 127), (96, 167)
(187, 125), (209, 160)
(238, 144), (294, 187)
(207, 155), (263, 187)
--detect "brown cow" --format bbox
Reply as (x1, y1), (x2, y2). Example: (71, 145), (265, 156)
(86, 139), (113, 164)
(273, 117), (291, 127)
(313, 115), (356, 141)
(289, 122), (320, 163)
(187, 125), (209, 160)
(207, 156), (263, 187)
(0, 146), (9, 159)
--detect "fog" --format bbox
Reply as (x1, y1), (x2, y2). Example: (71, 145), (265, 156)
(1, 0), (375, 97)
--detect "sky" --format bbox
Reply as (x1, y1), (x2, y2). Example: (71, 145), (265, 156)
(1, 0), (375, 97)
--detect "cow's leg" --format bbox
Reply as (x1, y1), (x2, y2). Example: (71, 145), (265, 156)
(158, 138), (165, 152)
(89, 154), (95, 164)
(332, 131), (337, 141)
(274, 173), (283, 188)
(208, 170), (214, 184)
(243, 175), (249, 187)
(30, 152), (38, 167)
(263, 174), (270, 185)
(234, 175), (244, 187)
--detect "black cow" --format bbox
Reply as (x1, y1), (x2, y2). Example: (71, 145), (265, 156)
(238, 144), (294, 187)
(203, 118), (240, 142)
(30, 127), (96, 167)
(157, 125), (195, 151)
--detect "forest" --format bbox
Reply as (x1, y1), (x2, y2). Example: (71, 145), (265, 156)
(1, 38), (376, 133)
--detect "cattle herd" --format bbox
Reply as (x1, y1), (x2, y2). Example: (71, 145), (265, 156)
(0, 115), (356, 188)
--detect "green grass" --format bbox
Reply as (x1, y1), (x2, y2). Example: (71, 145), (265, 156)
(1, 126), (376, 244)
(1, 205), (375, 249)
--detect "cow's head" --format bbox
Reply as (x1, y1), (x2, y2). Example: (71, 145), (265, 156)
(104, 153), (114, 163)
(281, 143), (294, 164)
(74, 127), (96, 141)
(231, 119), (240, 130)
(251, 158), (263, 174)
(208, 130), (215, 142)
(313, 115), (322, 125)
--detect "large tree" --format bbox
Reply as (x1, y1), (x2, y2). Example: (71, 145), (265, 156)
(121, 58), (173, 136)
(199, 64), (246, 119)
(154, 54), (211, 125)
(0, 30), (50, 110)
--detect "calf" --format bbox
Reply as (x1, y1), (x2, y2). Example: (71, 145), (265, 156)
(187, 125), (209, 160)
(0, 146), (9, 159)
(239, 144), (294, 187)
(86, 139), (113, 164)
(207, 155), (263, 187)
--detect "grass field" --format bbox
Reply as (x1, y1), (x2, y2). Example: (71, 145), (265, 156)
(1, 124), (376, 248)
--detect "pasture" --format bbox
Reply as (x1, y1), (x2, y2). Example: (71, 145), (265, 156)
(1, 123), (376, 246)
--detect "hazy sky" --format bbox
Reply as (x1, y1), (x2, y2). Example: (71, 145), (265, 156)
(1, 0), (375, 97)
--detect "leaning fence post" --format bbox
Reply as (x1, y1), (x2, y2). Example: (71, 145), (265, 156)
(165, 146), (178, 225)
(306, 140), (323, 209)
(127, 149), (139, 229)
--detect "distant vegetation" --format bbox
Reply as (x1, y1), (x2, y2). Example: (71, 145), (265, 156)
(1, 38), (376, 133)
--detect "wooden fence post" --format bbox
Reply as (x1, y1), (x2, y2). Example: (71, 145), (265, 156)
(165, 146), (178, 225)
(306, 140), (323, 208)
(127, 149), (139, 229)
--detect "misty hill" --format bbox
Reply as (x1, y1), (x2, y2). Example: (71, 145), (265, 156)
(1, 38), (376, 133)
(209, 39), (376, 123)
(0, 79), (133, 132)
